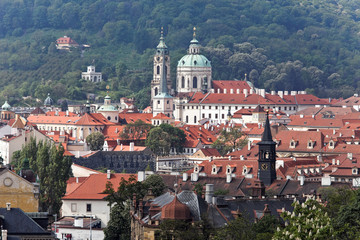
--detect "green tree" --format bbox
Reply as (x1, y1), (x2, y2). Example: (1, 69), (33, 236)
(143, 174), (166, 197)
(273, 198), (334, 240)
(16, 138), (72, 214)
(145, 127), (171, 156)
(119, 119), (152, 143)
(86, 132), (105, 151)
(252, 215), (280, 240)
(103, 203), (131, 240)
(212, 127), (247, 156)
(214, 215), (256, 240)
(159, 124), (186, 154)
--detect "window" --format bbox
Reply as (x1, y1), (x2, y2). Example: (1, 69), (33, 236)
(193, 77), (198, 88)
(222, 106), (225, 110)
(71, 203), (77, 212)
(215, 114), (218, 119)
(209, 114), (211, 118)
(181, 77), (185, 88)
(194, 116), (197, 123)
(157, 66), (160, 74)
(222, 114), (225, 119)
(186, 116), (189, 123)
(154, 88), (158, 96)
(209, 106), (211, 109)
(202, 106), (205, 109)
(216, 106), (218, 110)
(86, 203), (91, 212)
(202, 114), (205, 118)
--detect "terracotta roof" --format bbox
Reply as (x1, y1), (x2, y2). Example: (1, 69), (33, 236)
(288, 115), (343, 128)
(75, 113), (114, 126)
(30, 107), (45, 115)
(27, 115), (80, 125)
(180, 125), (217, 148)
(119, 113), (153, 124)
(275, 130), (324, 152)
(212, 80), (252, 93)
(66, 177), (87, 195)
(102, 125), (125, 139)
(46, 111), (77, 117)
(56, 36), (78, 45)
(152, 113), (171, 120)
(62, 173), (135, 200)
(332, 95), (360, 107)
(196, 148), (221, 157)
(113, 145), (146, 151)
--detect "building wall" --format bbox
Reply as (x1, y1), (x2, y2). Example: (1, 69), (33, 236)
(61, 199), (110, 228)
(56, 227), (104, 240)
(0, 170), (38, 212)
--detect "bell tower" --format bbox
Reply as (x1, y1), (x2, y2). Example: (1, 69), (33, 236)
(151, 28), (171, 104)
(257, 112), (276, 186)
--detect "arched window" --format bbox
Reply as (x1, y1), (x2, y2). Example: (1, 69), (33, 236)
(157, 66), (160, 74)
(181, 76), (185, 88)
(193, 77), (198, 88)
(186, 116), (189, 123)
(154, 87), (158, 96)
(94, 76), (97, 82)
(165, 66), (168, 75)
(194, 116), (197, 123)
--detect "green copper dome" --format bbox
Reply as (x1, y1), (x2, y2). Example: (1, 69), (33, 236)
(1, 101), (11, 111)
(98, 105), (117, 111)
(177, 54), (211, 68)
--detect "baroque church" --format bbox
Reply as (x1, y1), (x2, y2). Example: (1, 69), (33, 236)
(151, 28), (331, 125)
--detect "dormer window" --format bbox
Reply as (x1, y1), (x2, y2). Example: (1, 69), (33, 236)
(329, 140), (335, 149)
(212, 165), (221, 175)
(194, 165), (200, 173)
(290, 140), (296, 148)
(307, 140), (315, 149)
(243, 166), (248, 175)
(352, 167), (358, 175)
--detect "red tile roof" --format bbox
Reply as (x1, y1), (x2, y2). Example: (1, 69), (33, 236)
(75, 113), (114, 126)
(46, 111), (77, 117)
(27, 115), (80, 125)
(152, 113), (171, 120)
(56, 36), (78, 45)
(119, 113), (153, 124)
(180, 125), (217, 148)
(212, 80), (252, 93)
(62, 173), (135, 200)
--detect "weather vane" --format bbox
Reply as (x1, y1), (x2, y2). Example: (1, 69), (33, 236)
(106, 85), (110, 94)
(193, 27), (196, 38)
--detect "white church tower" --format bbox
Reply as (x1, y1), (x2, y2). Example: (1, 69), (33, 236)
(177, 27), (212, 93)
(152, 29), (174, 118)
(151, 28), (171, 104)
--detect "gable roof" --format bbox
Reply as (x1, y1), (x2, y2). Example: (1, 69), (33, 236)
(62, 173), (135, 200)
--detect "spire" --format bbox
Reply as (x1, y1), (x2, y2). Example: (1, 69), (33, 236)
(156, 27), (168, 53)
(189, 27), (200, 54)
(261, 111), (273, 142)
(193, 27), (196, 39)
(159, 37), (168, 95)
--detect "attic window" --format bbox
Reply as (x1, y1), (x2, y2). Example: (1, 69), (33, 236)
(290, 140), (296, 148)
(182, 60), (185, 64)
(194, 60), (197, 65)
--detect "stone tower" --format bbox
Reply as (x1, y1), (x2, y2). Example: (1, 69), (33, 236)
(151, 28), (171, 104)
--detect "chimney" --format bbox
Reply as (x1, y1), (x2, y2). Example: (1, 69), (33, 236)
(248, 141), (251, 151)
(224, 89), (227, 94)
(138, 171), (145, 182)
(76, 177), (79, 183)
(230, 89), (234, 94)
(271, 91), (276, 95)
(278, 91), (284, 98)
(183, 173), (188, 182)
(74, 217), (84, 228)
(250, 89), (254, 94)
(1, 230), (7, 240)
(260, 89), (265, 98)
(6, 203), (10, 211)
(66, 110), (69, 116)
(348, 152), (353, 160)
(130, 142), (134, 151)
(226, 174), (232, 183)
(120, 144), (123, 151)
(337, 160), (340, 165)
(205, 184), (214, 203)
(332, 159), (335, 165)
(191, 172), (199, 182)
(107, 169), (111, 179)
(298, 175), (305, 186)
(284, 91), (288, 95)
(244, 89), (248, 98)
(236, 89), (240, 94)
(228, 156), (232, 161)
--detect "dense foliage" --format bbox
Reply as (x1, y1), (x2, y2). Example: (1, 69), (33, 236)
(1, 0), (360, 107)
(103, 174), (166, 239)
(86, 131), (105, 151)
(13, 138), (72, 215)
(145, 123), (186, 156)
(212, 127), (247, 156)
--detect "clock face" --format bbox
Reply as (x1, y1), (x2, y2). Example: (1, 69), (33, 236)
(261, 163), (268, 170)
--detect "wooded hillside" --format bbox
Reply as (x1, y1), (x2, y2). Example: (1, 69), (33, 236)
(0, 0), (360, 107)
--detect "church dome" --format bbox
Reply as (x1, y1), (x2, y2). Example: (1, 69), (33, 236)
(178, 54), (211, 68)
(44, 93), (54, 106)
(161, 195), (191, 220)
(98, 95), (117, 111)
(1, 101), (11, 111)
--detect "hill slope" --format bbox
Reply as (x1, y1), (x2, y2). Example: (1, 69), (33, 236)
(0, 0), (360, 107)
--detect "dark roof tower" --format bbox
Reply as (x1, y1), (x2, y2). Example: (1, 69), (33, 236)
(257, 112), (277, 186)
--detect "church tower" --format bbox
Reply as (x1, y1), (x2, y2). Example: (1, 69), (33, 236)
(151, 28), (171, 104)
(152, 28), (174, 118)
(177, 27), (212, 93)
(257, 112), (276, 186)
